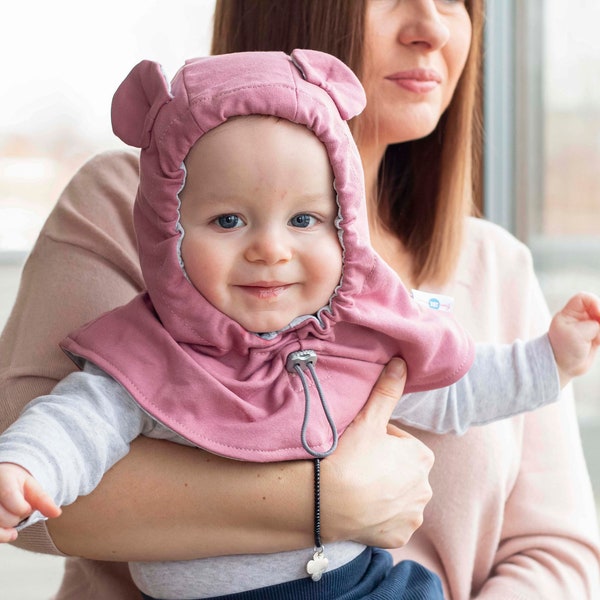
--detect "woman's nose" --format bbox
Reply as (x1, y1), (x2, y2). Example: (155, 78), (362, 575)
(244, 229), (293, 265)
(396, 0), (450, 51)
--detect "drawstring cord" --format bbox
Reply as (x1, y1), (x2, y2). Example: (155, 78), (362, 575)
(286, 350), (338, 459)
(313, 458), (322, 549)
(286, 349), (336, 582)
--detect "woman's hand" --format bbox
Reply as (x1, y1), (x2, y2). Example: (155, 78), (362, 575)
(321, 358), (434, 549)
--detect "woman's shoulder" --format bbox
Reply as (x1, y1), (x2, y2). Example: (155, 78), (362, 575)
(451, 219), (546, 340)
(461, 216), (534, 275)
(452, 217), (538, 308)
(76, 148), (139, 184)
(50, 149), (140, 222)
(464, 216), (530, 256)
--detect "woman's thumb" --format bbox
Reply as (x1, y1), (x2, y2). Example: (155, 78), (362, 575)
(359, 358), (407, 427)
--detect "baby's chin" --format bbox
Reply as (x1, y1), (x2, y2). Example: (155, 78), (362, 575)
(243, 313), (306, 337)
(233, 303), (325, 336)
(247, 318), (293, 336)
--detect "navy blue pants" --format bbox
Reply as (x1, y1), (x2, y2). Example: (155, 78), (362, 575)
(141, 547), (444, 599)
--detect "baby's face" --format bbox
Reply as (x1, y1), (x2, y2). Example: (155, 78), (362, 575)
(179, 116), (342, 333)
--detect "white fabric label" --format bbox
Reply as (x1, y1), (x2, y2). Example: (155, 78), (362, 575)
(411, 289), (454, 312)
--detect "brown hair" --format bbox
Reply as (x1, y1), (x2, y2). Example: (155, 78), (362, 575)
(211, 0), (484, 286)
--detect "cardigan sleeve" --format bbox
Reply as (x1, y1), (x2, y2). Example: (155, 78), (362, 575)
(389, 219), (600, 599)
(473, 235), (600, 599)
(0, 150), (143, 556)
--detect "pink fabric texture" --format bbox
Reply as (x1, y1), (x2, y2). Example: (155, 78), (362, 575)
(60, 50), (475, 461)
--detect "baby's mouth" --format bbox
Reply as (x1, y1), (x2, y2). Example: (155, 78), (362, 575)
(237, 283), (292, 299)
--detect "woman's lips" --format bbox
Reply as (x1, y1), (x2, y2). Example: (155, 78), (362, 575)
(386, 69), (442, 94)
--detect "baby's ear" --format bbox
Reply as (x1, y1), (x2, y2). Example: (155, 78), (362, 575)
(290, 49), (366, 121)
(111, 60), (172, 149)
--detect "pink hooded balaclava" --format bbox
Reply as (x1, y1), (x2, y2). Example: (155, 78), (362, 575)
(61, 50), (475, 461)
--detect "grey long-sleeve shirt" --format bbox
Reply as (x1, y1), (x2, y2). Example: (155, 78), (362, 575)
(0, 334), (558, 598)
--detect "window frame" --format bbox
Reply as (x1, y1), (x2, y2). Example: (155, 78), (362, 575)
(483, 0), (600, 270)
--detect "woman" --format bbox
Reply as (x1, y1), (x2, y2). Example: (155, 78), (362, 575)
(212, 3), (600, 595)
(1, 1), (598, 598)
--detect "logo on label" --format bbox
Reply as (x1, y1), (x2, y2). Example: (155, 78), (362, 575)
(428, 298), (441, 310)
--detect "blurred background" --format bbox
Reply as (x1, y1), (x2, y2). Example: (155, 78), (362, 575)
(1, 0), (599, 597)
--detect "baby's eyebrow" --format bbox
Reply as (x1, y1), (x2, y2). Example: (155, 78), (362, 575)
(188, 192), (247, 207)
(295, 192), (337, 205)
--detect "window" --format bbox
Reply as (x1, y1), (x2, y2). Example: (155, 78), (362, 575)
(0, 4), (219, 591)
(485, 0), (600, 503)
(0, 0), (215, 256)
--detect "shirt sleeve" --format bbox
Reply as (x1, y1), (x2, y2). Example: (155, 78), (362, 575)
(391, 334), (560, 435)
(0, 363), (154, 530)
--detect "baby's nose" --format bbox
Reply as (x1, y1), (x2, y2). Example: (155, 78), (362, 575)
(244, 229), (293, 264)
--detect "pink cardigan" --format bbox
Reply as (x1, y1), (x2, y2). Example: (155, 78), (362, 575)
(1, 151), (598, 599)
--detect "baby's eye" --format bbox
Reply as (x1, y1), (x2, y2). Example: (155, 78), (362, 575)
(215, 214), (244, 229)
(289, 214), (318, 228)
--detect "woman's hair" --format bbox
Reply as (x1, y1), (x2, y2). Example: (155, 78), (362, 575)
(212, 0), (483, 286)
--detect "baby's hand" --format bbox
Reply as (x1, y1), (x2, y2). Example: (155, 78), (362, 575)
(0, 462), (61, 543)
(548, 292), (600, 388)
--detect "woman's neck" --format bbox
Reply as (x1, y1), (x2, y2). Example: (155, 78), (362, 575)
(359, 143), (416, 289)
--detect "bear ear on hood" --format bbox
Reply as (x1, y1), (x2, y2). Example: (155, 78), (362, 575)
(111, 60), (173, 149)
(290, 49), (366, 121)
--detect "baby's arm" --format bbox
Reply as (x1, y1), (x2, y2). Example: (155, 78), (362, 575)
(392, 292), (600, 435)
(0, 463), (61, 543)
(0, 363), (151, 537)
(548, 291), (600, 387)
(393, 335), (559, 434)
